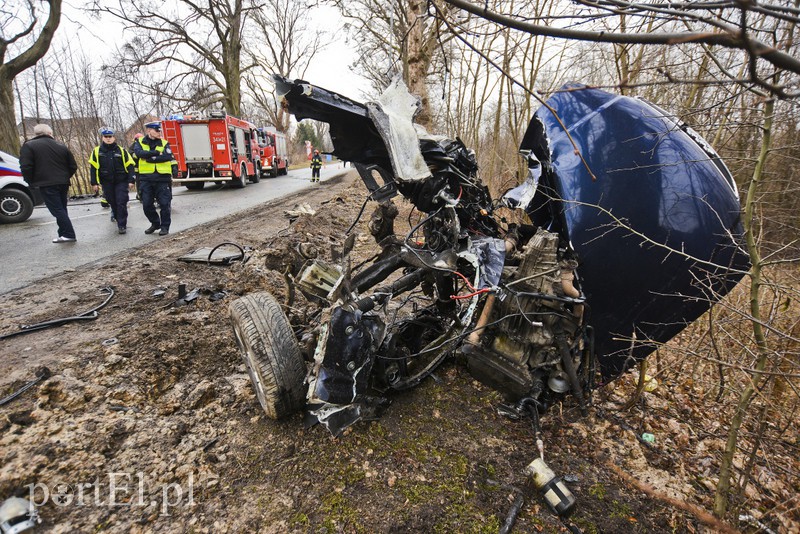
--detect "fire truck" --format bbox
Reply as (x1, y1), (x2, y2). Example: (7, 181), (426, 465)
(255, 127), (289, 177)
(161, 112), (262, 190)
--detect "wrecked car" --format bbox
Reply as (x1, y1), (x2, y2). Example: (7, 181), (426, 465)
(229, 76), (749, 439)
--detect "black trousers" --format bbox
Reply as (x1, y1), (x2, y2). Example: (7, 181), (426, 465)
(39, 184), (75, 239)
(100, 180), (131, 228)
(140, 180), (172, 230)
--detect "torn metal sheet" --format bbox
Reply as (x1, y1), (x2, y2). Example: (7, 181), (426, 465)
(365, 77), (430, 183)
(178, 247), (244, 265)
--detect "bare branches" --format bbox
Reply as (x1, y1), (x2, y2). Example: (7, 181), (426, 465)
(0, 0), (62, 153)
(93, 0), (252, 115)
(440, 0), (800, 98)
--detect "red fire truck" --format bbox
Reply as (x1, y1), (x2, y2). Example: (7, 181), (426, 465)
(255, 127), (289, 177)
(161, 112), (262, 190)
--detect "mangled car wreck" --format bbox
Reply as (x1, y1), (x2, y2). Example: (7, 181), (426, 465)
(229, 76), (748, 465)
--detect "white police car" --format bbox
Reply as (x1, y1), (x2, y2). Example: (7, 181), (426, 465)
(0, 149), (41, 223)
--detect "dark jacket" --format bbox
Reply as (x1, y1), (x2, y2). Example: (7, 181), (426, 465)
(89, 143), (135, 185)
(19, 134), (78, 188)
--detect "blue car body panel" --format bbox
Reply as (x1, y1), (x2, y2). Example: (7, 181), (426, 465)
(524, 85), (749, 379)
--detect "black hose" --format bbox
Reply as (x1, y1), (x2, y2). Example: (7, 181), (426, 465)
(206, 242), (249, 265)
(499, 492), (525, 534)
(0, 367), (51, 406)
(556, 334), (588, 416)
(0, 287), (115, 341)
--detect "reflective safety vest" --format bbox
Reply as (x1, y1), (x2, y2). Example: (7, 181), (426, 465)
(88, 145), (134, 172)
(136, 137), (173, 175)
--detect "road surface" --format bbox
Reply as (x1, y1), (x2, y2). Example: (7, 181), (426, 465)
(0, 165), (347, 294)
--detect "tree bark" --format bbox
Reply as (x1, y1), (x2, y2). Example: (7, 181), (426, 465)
(405, 0), (430, 128)
(0, 0), (62, 153)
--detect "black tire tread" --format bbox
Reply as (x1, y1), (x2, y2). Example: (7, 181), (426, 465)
(0, 188), (34, 223)
(229, 292), (306, 419)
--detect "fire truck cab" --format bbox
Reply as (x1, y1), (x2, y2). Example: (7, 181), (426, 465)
(162, 112), (261, 190)
(255, 127), (289, 177)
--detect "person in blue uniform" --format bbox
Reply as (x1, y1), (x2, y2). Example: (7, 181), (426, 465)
(88, 127), (135, 234)
(133, 122), (175, 235)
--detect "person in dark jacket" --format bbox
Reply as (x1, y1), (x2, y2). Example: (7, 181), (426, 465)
(133, 121), (175, 236)
(19, 124), (79, 243)
(310, 149), (322, 182)
(88, 127), (135, 234)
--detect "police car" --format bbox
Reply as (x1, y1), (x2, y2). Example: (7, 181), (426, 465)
(0, 149), (41, 223)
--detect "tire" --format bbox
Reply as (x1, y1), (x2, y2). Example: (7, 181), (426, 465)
(229, 292), (307, 419)
(233, 164), (247, 188)
(185, 181), (205, 191)
(278, 161), (288, 176)
(251, 164), (261, 183)
(0, 188), (34, 224)
(269, 164), (278, 178)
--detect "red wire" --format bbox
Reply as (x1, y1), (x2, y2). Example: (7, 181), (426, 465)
(452, 270), (477, 291)
(450, 288), (490, 300)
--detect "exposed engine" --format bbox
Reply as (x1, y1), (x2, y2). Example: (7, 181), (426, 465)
(464, 228), (589, 412)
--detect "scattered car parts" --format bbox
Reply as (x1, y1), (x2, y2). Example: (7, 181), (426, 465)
(229, 76), (749, 517)
(0, 497), (39, 534)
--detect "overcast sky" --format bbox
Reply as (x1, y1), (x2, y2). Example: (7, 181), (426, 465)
(58, 1), (371, 100)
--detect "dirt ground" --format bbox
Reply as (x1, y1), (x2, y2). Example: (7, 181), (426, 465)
(0, 170), (794, 533)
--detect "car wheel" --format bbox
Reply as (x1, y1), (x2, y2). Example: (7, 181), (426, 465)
(229, 292), (307, 419)
(252, 165), (261, 183)
(234, 164), (247, 188)
(185, 181), (205, 191)
(0, 188), (34, 223)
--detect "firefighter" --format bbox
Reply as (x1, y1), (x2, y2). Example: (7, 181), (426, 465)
(134, 121), (176, 236)
(88, 127), (135, 234)
(310, 149), (323, 182)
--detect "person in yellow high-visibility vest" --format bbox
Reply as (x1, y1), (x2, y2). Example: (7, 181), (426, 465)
(88, 127), (135, 234)
(133, 122), (176, 236)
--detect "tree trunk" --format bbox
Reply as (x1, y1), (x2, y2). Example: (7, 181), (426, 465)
(0, 78), (20, 153)
(713, 97), (775, 519)
(0, 0), (62, 154)
(405, 0), (430, 128)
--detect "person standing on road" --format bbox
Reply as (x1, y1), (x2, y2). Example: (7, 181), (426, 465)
(310, 149), (322, 183)
(134, 121), (175, 236)
(88, 127), (135, 234)
(19, 124), (79, 243)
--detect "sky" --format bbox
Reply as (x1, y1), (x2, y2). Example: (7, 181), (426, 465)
(56, 1), (371, 106)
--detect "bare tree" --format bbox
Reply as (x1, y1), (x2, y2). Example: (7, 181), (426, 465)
(330, 0), (457, 128)
(0, 0), (62, 154)
(94, 0), (257, 116)
(441, 0), (800, 97)
(244, 0), (329, 132)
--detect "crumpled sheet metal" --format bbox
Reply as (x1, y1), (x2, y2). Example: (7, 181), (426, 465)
(366, 77), (430, 183)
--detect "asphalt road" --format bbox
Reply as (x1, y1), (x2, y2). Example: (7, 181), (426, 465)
(0, 165), (347, 294)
